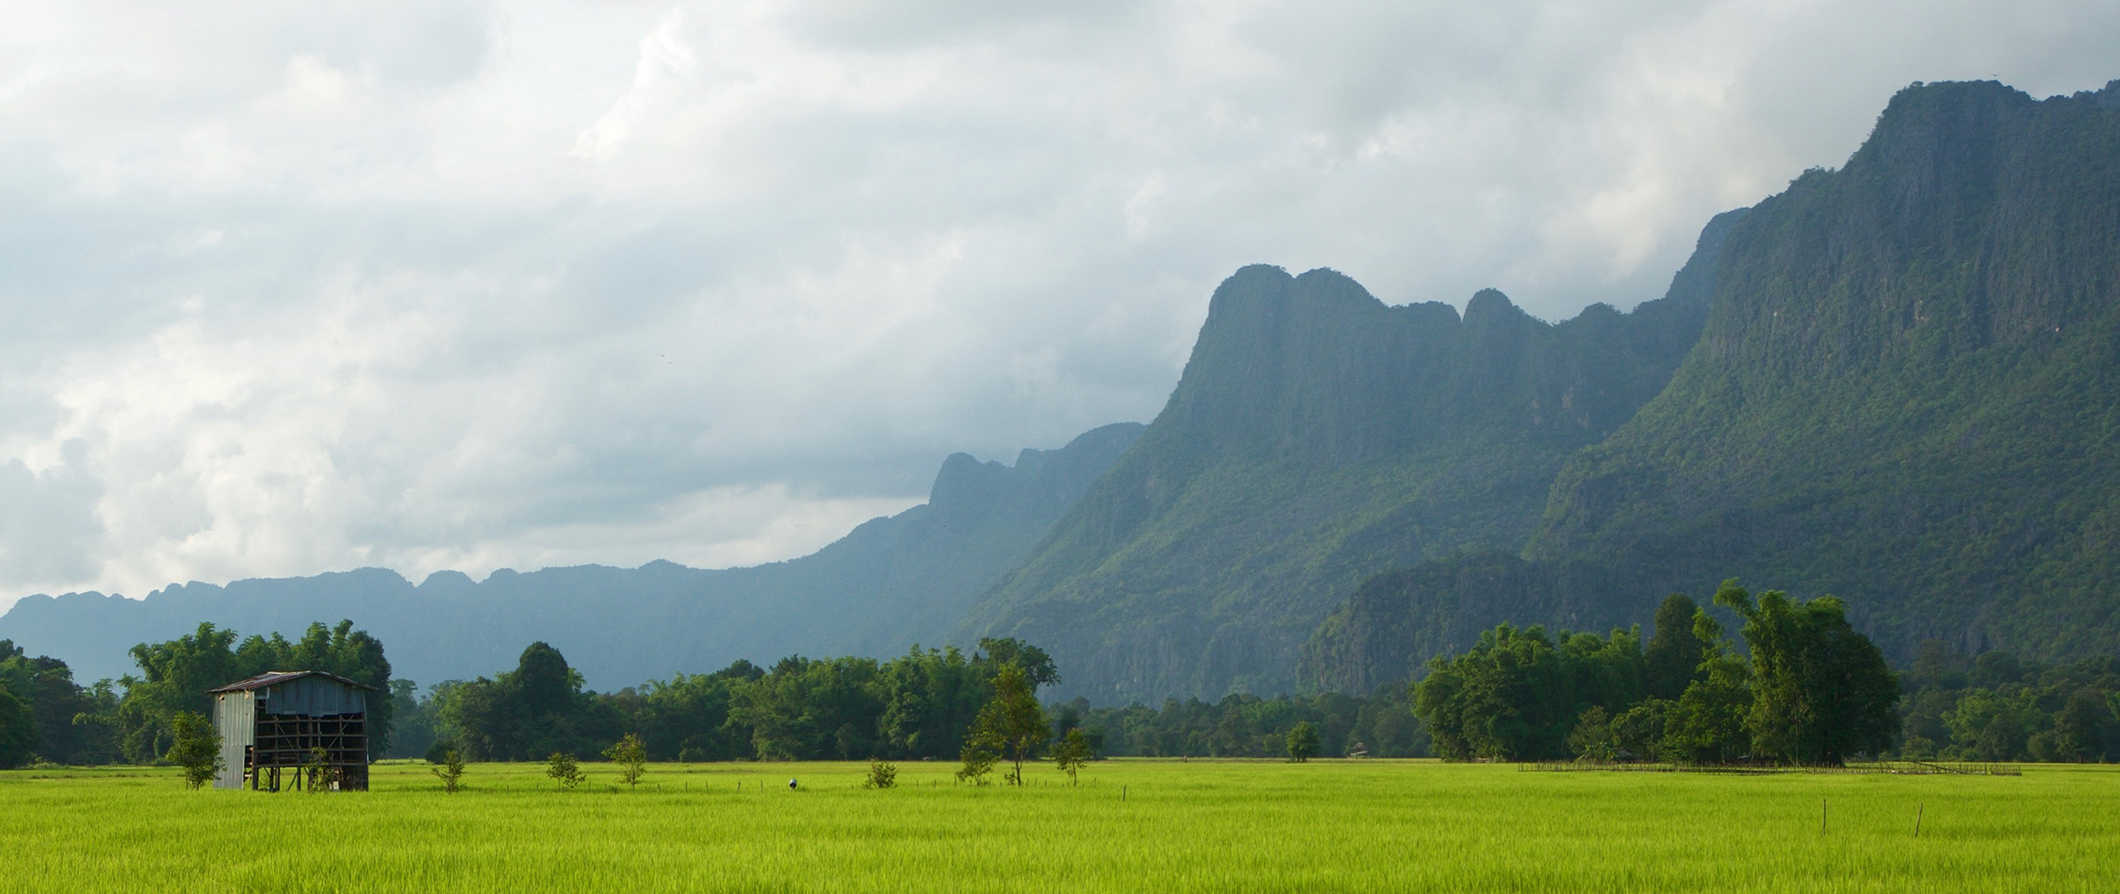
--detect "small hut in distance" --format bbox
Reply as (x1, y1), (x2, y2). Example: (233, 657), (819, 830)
(209, 670), (377, 791)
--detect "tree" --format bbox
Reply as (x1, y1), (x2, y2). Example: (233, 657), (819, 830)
(0, 687), (36, 769)
(976, 638), (1059, 690)
(1285, 721), (1321, 762)
(516, 642), (577, 721)
(1411, 623), (1641, 761)
(603, 732), (647, 788)
(2053, 689), (2113, 762)
(546, 751), (585, 789)
(1642, 594), (1706, 700)
(1609, 699), (1670, 761)
(1714, 581), (1898, 764)
(965, 664), (1046, 786)
(1566, 707), (1614, 761)
(1657, 610), (1752, 764)
(166, 711), (221, 790)
(432, 749), (466, 793)
(1053, 727), (1090, 784)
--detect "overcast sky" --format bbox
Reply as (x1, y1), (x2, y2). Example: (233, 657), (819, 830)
(2, 1), (2114, 610)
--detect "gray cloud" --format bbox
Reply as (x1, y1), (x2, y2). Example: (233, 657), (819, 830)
(1, 0), (2115, 607)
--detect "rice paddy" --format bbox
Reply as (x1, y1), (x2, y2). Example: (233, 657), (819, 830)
(2, 759), (2115, 892)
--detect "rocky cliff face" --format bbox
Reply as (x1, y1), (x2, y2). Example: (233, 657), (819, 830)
(961, 223), (1733, 702)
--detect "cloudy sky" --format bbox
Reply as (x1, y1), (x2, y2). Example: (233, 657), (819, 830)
(2, 1), (2114, 610)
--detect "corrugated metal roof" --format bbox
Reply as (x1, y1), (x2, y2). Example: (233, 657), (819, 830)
(207, 670), (379, 694)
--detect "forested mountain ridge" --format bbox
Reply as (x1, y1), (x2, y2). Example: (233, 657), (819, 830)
(0, 423), (1142, 688)
(958, 210), (1743, 703)
(1307, 79), (2120, 692)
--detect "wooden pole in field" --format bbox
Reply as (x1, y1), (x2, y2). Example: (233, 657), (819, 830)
(1821, 799), (1827, 835)
(1914, 803), (1923, 838)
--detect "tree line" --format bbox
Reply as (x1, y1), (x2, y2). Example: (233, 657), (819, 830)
(396, 638), (1061, 763)
(1412, 580), (2120, 765)
(1897, 642), (2120, 762)
(5, 584), (2117, 770)
(388, 642), (1430, 765)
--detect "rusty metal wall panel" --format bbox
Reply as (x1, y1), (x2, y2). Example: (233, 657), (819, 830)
(212, 691), (254, 790)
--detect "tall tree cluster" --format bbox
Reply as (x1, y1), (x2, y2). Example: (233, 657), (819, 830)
(118, 621), (393, 763)
(2, 621), (391, 768)
(1414, 582), (1902, 765)
(1, 640), (120, 767)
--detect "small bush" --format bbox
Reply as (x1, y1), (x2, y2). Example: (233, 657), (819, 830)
(431, 750), (466, 793)
(1053, 728), (1090, 785)
(546, 751), (585, 789)
(864, 758), (897, 789)
(602, 733), (647, 788)
(167, 711), (221, 790)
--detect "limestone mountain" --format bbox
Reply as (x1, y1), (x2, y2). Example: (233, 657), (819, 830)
(1307, 80), (2120, 691)
(959, 211), (1740, 702)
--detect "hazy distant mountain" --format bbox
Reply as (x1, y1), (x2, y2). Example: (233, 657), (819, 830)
(957, 212), (1737, 702)
(1306, 80), (2120, 691)
(0, 423), (1141, 687)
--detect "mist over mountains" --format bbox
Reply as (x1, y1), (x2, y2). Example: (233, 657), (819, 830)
(5, 79), (2118, 703)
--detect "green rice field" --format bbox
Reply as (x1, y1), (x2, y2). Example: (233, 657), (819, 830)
(3, 759), (2115, 892)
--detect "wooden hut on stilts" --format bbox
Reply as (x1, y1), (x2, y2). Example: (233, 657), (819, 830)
(209, 671), (377, 791)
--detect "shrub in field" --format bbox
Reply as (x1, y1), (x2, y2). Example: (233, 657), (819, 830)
(865, 758), (897, 789)
(167, 711), (221, 789)
(547, 752), (585, 789)
(1286, 722), (1320, 762)
(956, 739), (996, 785)
(603, 733), (647, 788)
(1053, 728), (1090, 784)
(432, 749), (466, 793)
(300, 746), (345, 792)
